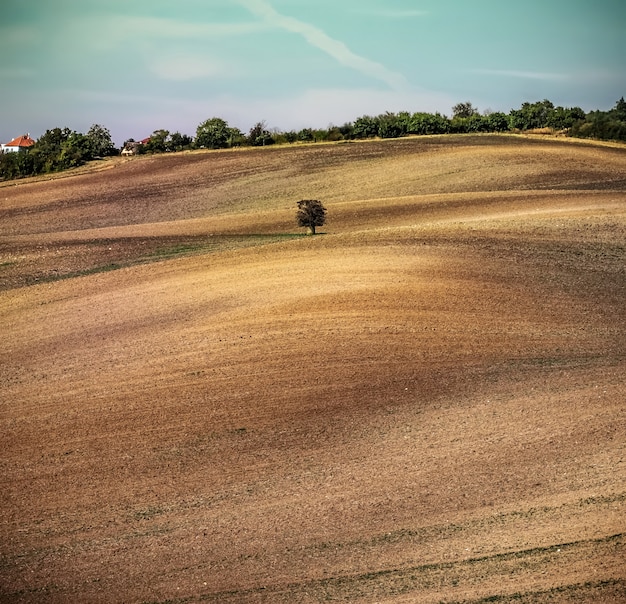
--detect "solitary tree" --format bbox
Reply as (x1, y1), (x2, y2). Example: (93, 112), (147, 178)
(296, 199), (326, 235)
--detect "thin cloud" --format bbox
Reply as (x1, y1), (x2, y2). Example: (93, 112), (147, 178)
(115, 15), (266, 39)
(472, 68), (570, 81)
(236, 0), (409, 91)
(73, 15), (267, 50)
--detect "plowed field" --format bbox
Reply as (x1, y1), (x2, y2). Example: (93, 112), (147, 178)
(1, 134), (625, 603)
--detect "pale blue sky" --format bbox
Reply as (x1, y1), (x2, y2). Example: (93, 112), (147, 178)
(1, 0), (624, 145)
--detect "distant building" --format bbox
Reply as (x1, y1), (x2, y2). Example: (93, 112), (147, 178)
(1, 134), (36, 153)
(121, 137), (151, 156)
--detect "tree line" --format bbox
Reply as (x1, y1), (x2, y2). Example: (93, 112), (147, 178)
(2, 97), (625, 181)
(0, 124), (116, 181)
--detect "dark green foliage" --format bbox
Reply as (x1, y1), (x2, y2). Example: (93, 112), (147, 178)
(407, 112), (449, 135)
(31, 127), (74, 172)
(611, 97), (626, 121)
(451, 114), (492, 133)
(547, 106), (586, 130)
(28, 127), (90, 172)
(247, 121), (275, 146)
(228, 128), (246, 147)
(378, 112), (407, 138)
(296, 199), (327, 235)
(509, 99), (556, 130)
(0, 123), (118, 180)
(144, 129), (170, 153)
(169, 132), (193, 152)
(281, 130), (299, 144)
(0, 150), (29, 179)
(195, 117), (234, 149)
(338, 122), (355, 139)
(325, 126), (344, 141)
(570, 109), (626, 142)
(484, 111), (510, 132)
(85, 124), (116, 157)
(507, 100), (586, 132)
(352, 115), (380, 139)
(572, 97), (626, 141)
(452, 101), (479, 119)
(298, 127), (315, 142)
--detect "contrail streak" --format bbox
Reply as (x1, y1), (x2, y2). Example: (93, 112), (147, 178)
(236, 0), (409, 91)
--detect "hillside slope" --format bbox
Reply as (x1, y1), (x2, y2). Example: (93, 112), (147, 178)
(1, 135), (625, 603)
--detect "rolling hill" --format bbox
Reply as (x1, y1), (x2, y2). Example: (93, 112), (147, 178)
(1, 134), (625, 603)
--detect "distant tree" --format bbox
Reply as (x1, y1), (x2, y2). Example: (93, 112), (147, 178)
(484, 111), (510, 132)
(228, 128), (246, 147)
(325, 126), (344, 141)
(280, 130), (298, 144)
(31, 127), (84, 172)
(296, 199), (327, 235)
(0, 128), (84, 178)
(352, 115), (380, 139)
(298, 127), (315, 142)
(338, 122), (355, 139)
(610, 97), (626, 122)
(169, 132), (193, 152)
(59, 132), (91, 168)
(34, 127), (72, 158)
(408, 112), (450, 135)
(509, 100), (555, 130)
(85, 124), (116, 157)
(195, 117), (234, 149)
(0, 150), (20, 180)
(377, 112), (406, 139)
(247, 121), (274, 146)
(465, 114), (492, 132)
(144, 129), (170, 153)
(547, 106), (586, 130)
(17, 150), (37, 177)
(450, 115), (482, 133)
(452, 101), (479, 119)
(570, 103), (626, 142)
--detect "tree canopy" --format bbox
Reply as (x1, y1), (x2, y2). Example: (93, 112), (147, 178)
(452, 101), (479, 119)
(247, 121), (274, 147)
(296, 199), (327, 235)
(86, 124), (116, 157)
(195, 118), (233, 149)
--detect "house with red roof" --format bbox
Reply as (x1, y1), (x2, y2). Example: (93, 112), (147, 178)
(121, 137), (152, 156)
(1, 134), (36, 153)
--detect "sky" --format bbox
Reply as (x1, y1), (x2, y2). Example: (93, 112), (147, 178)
(1, 0), (625, 146)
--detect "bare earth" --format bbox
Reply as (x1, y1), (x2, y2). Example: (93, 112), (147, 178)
(1, 134), (625, 603)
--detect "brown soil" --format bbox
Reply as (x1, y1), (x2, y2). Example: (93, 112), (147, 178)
(1, 134), (625, 603)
